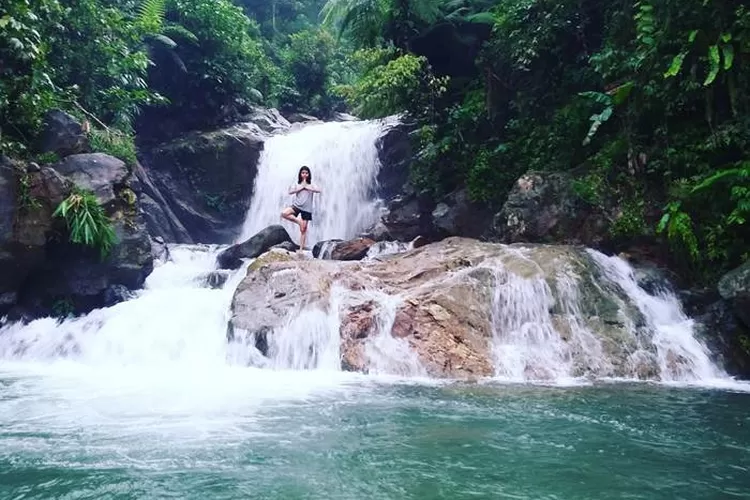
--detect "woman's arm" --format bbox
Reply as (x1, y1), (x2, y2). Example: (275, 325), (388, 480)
(288, 184), (301, 194)
(306, 183), (322, 193)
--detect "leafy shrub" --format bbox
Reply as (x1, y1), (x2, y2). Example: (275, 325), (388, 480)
(88, 128), (138, 166)
(334, 49), (447, 118)
(53, 188), (117, 258)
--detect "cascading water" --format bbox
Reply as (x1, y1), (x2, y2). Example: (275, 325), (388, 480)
(587, 250), (725, 382)
(240, 118), (398, 246)
(0, 116), (736, 387)
(487, 246), (727, 384)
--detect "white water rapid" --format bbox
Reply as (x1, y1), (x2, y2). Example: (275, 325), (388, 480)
(240, 118), (397, 246)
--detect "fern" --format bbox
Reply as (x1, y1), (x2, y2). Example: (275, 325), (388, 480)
(657, 201), (700, 262)
(53, 188), (117, 259)
(137, 0), (167, 34)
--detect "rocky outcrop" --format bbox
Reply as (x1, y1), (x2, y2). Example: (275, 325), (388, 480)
(381, 191), (436, 242)
(431, 188), (492, 239)
(694, 300), (750, 378)
(286, 113), (320, 124)
(229, 238), (673, 380)
(0, 154), (154, 319)
(38, 110), (89, 157)
(489, 171), (612, 248)
(53, 153), (128, 206)
(216, 225), (294, 269)
(139, 123), (264, 243)
(375, 122), (413, 201)
(242, 107), (291, 134)
(718, 260), (750, 329)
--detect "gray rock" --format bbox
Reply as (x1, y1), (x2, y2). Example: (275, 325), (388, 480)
(140, 124), (263, 243)
(489, 171), (611, 247)
(53, 153), (128, 206)
(286, 113), (320, 124)
(381, 192), (436, 242)
(198, 271), (230, 289)
(332, 112), (359, 122)
(431, 189), (491, 238)
(376, 122), (414, 201)
(103, 285), (133, 307)
(359, 221), (392, 242)
(132, 162), (193, 243)
(243, 107), (291, 134)
(216, 225), (293, 269)
(718, 260), (750, 329)
(271, 241), (299, 252)
(0, 159), (16, 244)
(694, 300), (750, 378)
(38, 109), (89, 157)
(107, 216), (154, 289)
(228, 252), (327, 356)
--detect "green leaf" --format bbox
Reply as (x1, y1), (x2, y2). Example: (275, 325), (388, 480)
(0, 16), (11, 29)
(703, 45), (720, 86)
(688, 30), (698, 43)
(665, 52), (687, 78)
(611, 81), (634, 105)
(721, 44), (734, 71)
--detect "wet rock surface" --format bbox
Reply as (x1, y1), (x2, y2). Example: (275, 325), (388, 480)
(229, 238), (673, 380)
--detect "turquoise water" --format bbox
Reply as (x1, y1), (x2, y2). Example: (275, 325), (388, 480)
(1, 366), (748, 499)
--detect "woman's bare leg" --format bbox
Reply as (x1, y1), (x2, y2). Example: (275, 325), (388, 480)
(299, 220), (308, 250)
(281, 207), (300, 226)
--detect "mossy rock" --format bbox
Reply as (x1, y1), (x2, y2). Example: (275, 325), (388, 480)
(247, 250), (298, 272)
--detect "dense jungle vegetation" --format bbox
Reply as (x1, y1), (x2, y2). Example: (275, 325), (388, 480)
(1, 0), (748, 281)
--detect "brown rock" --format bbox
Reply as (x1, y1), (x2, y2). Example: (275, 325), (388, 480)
(229, 237), (660, 380)
(330, 238), (376, 261)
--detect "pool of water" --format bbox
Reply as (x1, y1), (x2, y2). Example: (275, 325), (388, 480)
(1, 363), (749, 499)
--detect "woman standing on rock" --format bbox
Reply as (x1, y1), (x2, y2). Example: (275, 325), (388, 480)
(281, 165), (321, 251)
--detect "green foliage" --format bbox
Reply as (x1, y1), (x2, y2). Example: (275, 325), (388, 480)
(276, 28), (337, 115)
(88, 128), (138, 166)
(335, 49), (447, 118)
(53, 188), (117, 259)
(163, 0), (272, 105)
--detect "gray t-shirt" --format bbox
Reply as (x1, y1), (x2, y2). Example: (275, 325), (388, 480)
(292, 184), (316, 212)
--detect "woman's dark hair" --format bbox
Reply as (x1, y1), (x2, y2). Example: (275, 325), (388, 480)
(297, 165), (312, 184)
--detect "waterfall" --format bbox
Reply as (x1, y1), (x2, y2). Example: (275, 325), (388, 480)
(587, 250), (724, 382)
(0, 115), (737, 388)
(487, 247), (726, 383)
(239, 118), (397, 246)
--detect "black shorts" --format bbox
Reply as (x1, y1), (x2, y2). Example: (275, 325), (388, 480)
(292, 206), (312, 221)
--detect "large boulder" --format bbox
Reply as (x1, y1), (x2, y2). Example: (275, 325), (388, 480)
(216, 225), (294, 269)
(718, 260), (750, 329)
(489, 171), (612, 248)
(431, 188), (492, 239)
(381, 190), (437, 242)
(228, 238), (687, 381)
(139, 123), (264, 243)
(242, 107), (291, 135)
(375, 121), (414, 201)
(0, 155), (154, 318)
(694, 300), (750, 379)
(52, 153), (128, 206)
(131, 161), (192, 243)
(37, 109), (89, 157)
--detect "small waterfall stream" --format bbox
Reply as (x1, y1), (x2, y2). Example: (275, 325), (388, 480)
(240, 118), (396, 246)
